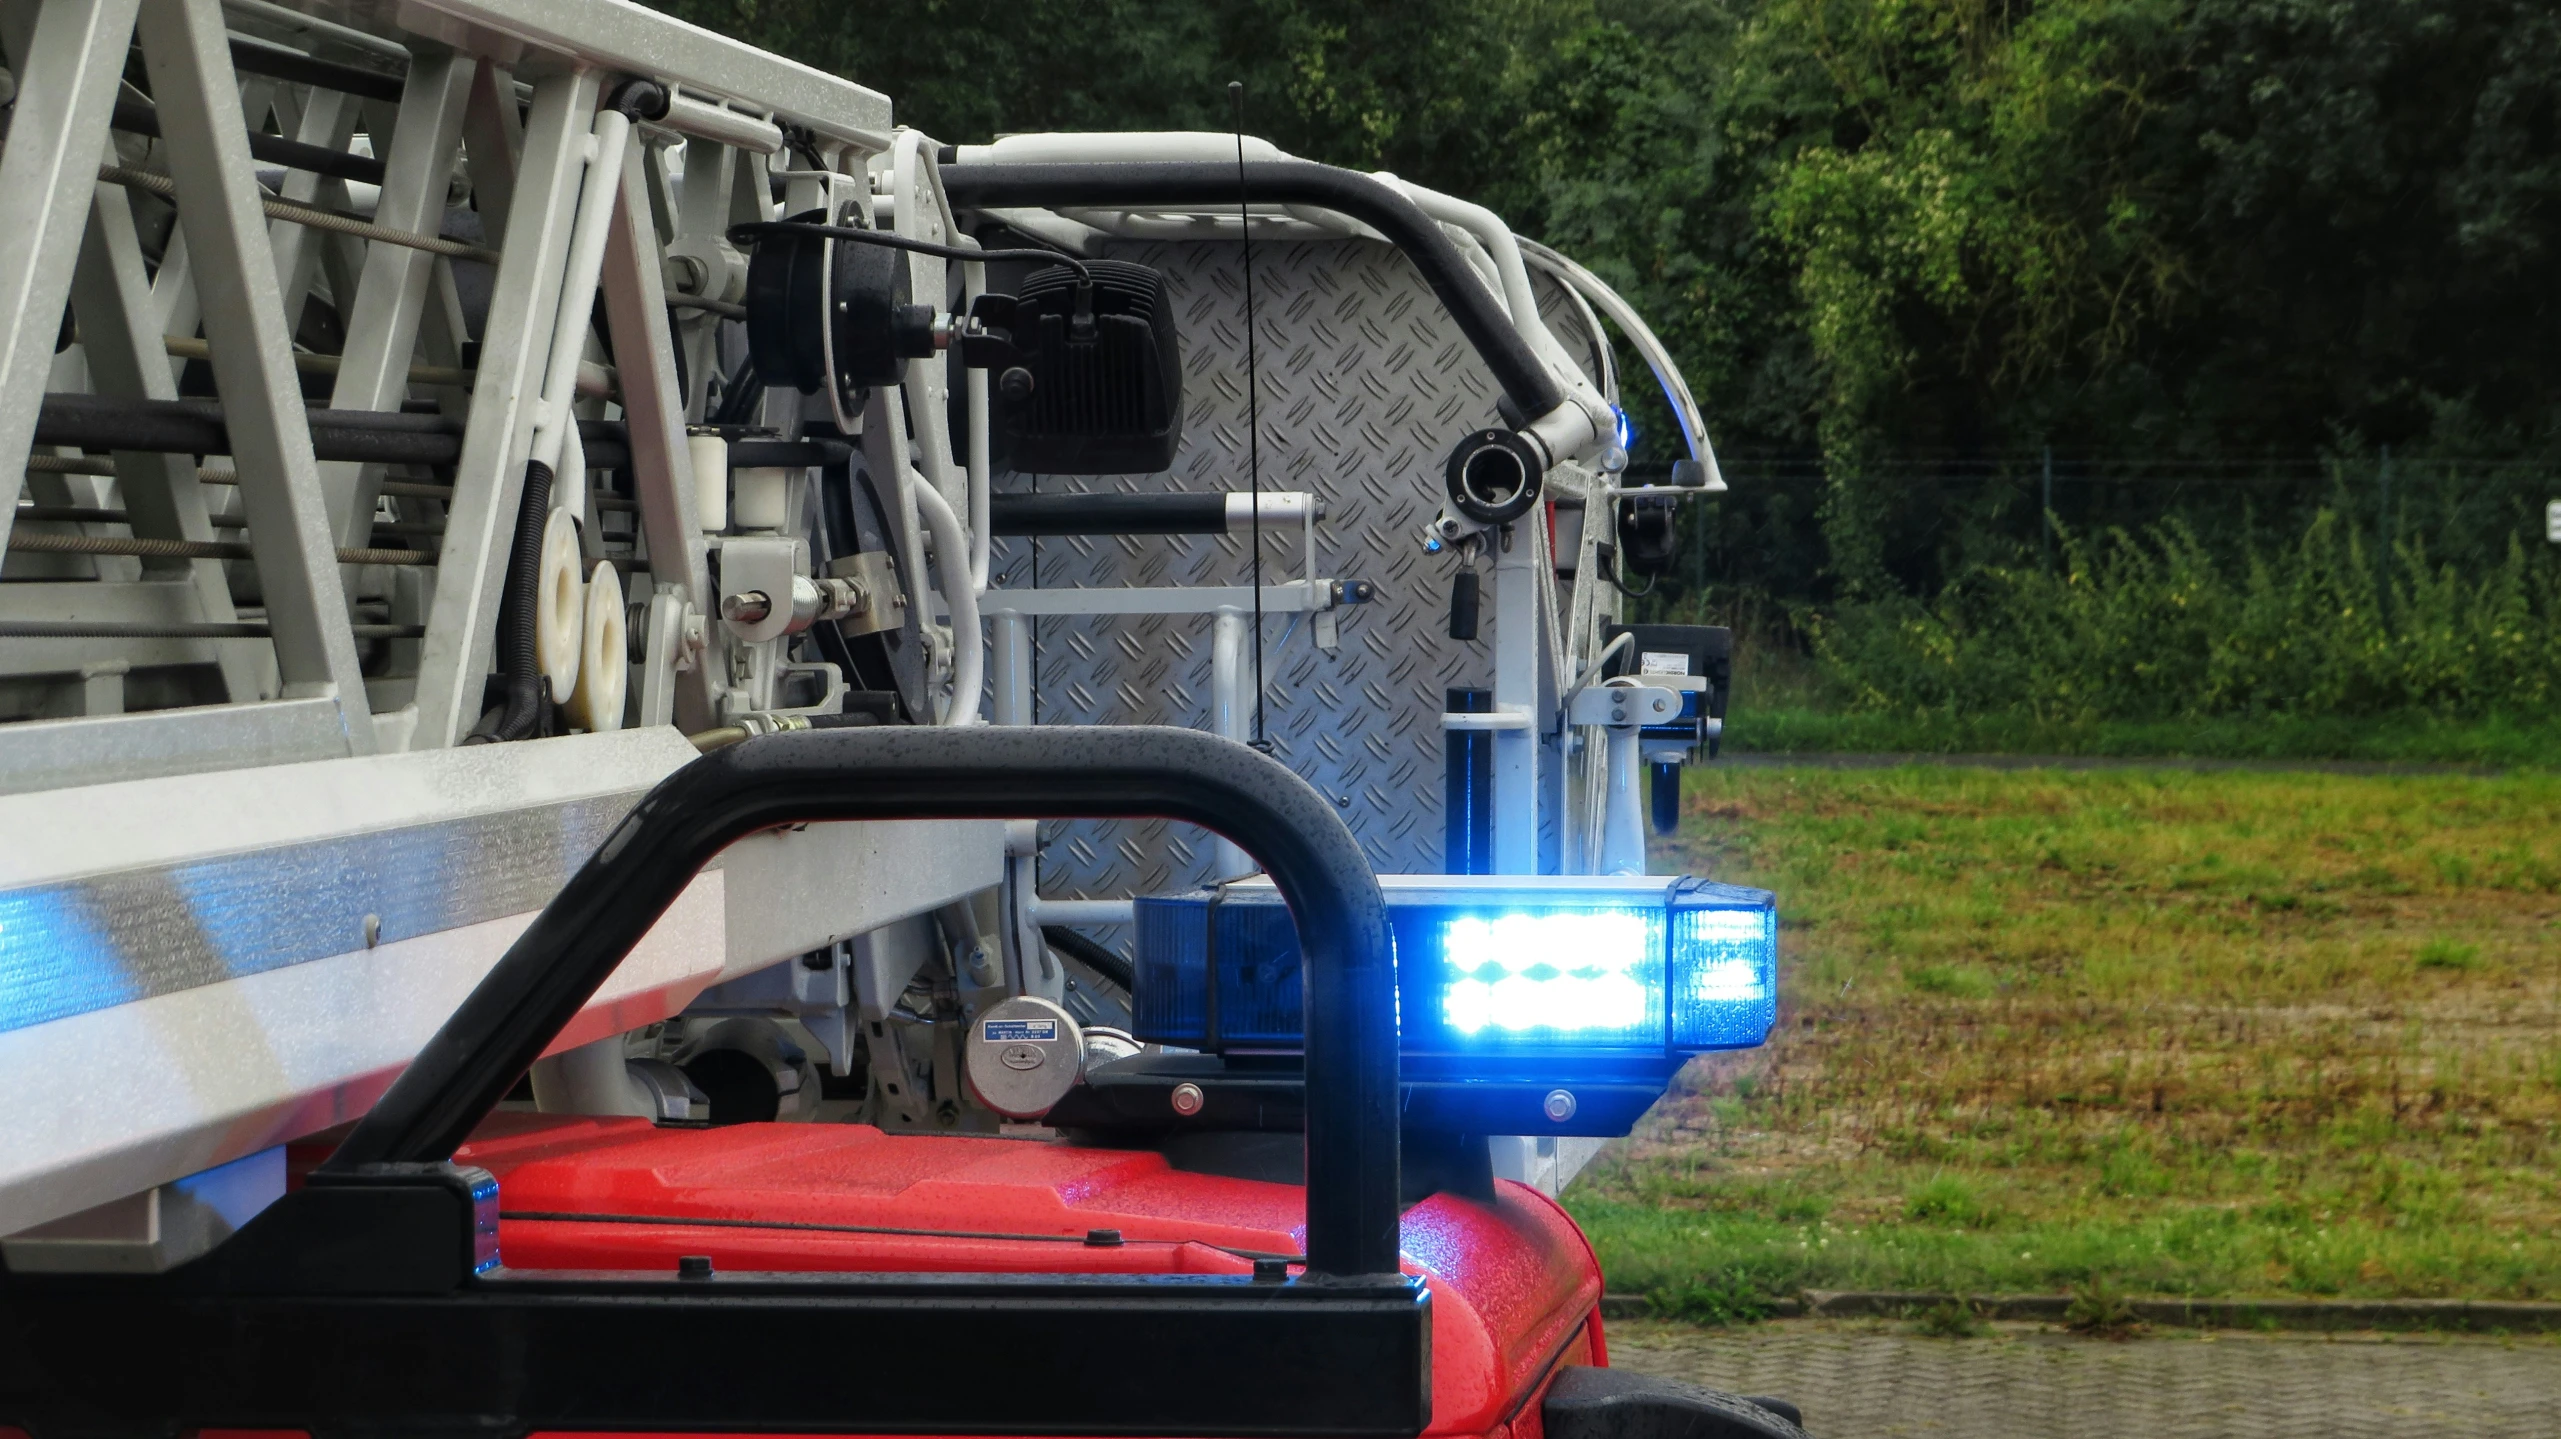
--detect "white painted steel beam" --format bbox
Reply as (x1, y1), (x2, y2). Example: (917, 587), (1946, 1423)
(0, 726), (1002, 1235)
(375, 0), (891, 148)
(0, 696), (354, 793)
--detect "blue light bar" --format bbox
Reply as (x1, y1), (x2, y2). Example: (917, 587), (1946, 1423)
(1128, 874), (1776, 1058)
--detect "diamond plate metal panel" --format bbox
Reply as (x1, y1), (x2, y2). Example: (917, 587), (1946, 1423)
(997, 241), (1609, 908)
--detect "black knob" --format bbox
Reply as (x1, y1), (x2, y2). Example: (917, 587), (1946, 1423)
(890, 303), (939, 359)
(999, 367), (1036, 403)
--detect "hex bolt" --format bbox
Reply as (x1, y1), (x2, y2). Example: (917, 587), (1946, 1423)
(1170, 1081), (1206, 1117)
(677, 1254), (714, 1280)
(1542, 1088), (1578, 1123)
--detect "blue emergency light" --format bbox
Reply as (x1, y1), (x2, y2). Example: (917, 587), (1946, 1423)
(1131, 874), (1777, 1059)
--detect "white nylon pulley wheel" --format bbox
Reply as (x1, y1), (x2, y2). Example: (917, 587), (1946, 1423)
(565, 561), (627, 732)
(535, 508), (583, 703)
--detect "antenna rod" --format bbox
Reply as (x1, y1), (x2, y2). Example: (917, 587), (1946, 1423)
(1231, 81), (1269, 751)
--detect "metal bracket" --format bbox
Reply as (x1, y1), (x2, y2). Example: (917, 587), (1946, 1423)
(1566, 683), (1678, 729)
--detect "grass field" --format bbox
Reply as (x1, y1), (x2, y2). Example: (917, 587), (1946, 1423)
(1569, 764), (2561, 1319)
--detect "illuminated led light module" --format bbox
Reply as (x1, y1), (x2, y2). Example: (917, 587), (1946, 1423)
(1439, 911), (1662, 1040)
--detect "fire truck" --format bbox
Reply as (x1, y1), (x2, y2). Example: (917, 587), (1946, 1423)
(0, 0), (1797, 1434)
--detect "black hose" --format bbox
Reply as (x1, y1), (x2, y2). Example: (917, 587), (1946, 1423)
(726, 220), (1091, 290)
(1042, 924), (1137, 993)
(466, 458), (553, 745)
(711, 354), (763, 426)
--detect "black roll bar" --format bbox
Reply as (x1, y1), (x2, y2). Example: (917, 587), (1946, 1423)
(937, 160), (1568, 425)
(323, 725), (1404, 1280)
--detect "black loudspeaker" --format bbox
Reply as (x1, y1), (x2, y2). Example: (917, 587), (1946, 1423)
(971, 259), (1183, 474)
(741, 210), (938, 400)
(1616, 494), (1680, 575)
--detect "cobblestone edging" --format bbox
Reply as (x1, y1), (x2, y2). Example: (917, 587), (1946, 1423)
(1599, 1290), (2561, 1331)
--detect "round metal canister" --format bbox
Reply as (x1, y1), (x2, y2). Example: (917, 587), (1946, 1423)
(963, 995), (1085, 1119)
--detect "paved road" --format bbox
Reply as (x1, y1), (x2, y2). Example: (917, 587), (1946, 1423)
(1606, 1319), (2561, 1438)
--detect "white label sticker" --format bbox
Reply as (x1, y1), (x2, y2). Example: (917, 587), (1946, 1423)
(1640, 651), (1691, 676)
(983, 1018), (1058, 1043)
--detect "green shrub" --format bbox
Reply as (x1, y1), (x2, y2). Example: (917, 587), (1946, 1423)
(2064, 1276), (2146, 1338)
(1814, 513), (2561, 724)
(1911, 1298), (1991, 1338)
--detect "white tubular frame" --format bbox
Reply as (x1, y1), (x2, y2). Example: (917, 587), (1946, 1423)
(1517, 236), (1725, 487)
(910, 474), (982, 725)
(528, 98), (637, 476)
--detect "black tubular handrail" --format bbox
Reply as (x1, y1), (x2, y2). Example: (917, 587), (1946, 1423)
(992, 491), (1230, 536)
(938, 160), (1567, 424)
(323, 725), (1403, 1279)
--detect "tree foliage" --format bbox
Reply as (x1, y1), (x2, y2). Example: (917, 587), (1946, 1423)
(651, 0), (2561, 610)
